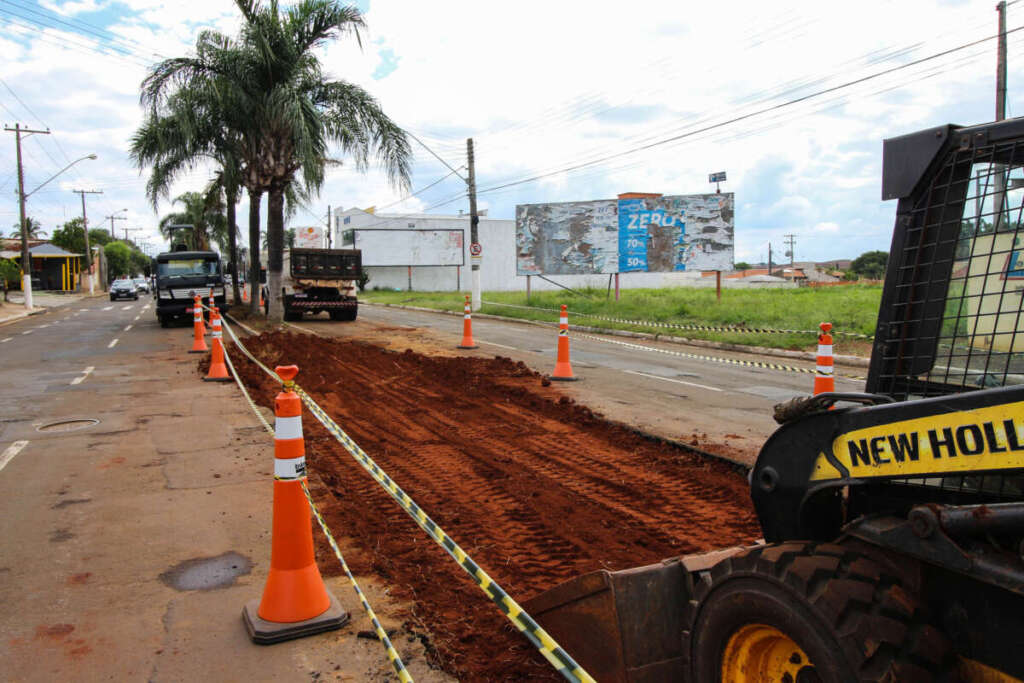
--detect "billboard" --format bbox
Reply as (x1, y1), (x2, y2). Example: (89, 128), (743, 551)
(294, 225), (324, 248)
(516, 193), (734, 275)
(354, 229), (464, 267)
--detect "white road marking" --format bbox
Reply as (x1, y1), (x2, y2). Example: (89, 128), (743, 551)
(1, 337), (11, 343)
(21, 330), (32, 335)
(124, 324), (133, 331)
(0, 440), (29, 473)
(70, 366), (95, 385)
(122, 305), (133, 310)
(77, 308), (88, 312)
(35, 324), (49, 329)
(477, 340), (519, 351)
(624, 369), (723, 392)
(108, 338), (119, 348)
(102, 305), (113, 311)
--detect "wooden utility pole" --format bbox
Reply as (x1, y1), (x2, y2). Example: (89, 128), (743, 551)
(467, 138), (481, 311)
(996, 2), (1009, 230)
(326, 205), (332, 248)
(105, 210), (127, 238)
(5, 123), (50, 310)
(768, 243), (773, 276)
(784, 234), (796, 267)
(73, 189), (103, 295)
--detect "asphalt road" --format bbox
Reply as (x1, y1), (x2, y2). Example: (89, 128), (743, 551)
(283, 304), (866, 464)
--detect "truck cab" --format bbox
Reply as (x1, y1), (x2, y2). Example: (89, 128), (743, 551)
(153, 248), (226, 327)
(265, 248), (361, 321)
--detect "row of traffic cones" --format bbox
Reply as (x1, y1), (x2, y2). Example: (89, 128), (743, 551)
(184, 297), (346, 643)
(457, 296), (577, 381)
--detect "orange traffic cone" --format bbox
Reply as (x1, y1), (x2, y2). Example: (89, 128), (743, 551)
(549, 304), (577, 381)
(242, 365), (348, 644)
(204, 308), (231, 382)
(189, 296), (208, 354)
(813, 322), (835, 396)
(242, 284), (250, 303)
(457, 294), (478, 349)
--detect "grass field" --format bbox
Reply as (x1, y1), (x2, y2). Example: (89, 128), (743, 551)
(360, 284), (883, 355)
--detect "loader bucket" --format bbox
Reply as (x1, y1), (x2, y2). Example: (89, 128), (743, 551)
(523, 547), (746, 683)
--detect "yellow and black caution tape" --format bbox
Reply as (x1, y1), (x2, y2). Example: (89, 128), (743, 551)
(481, 301), (874, 340)
(576, 332), (867, 382)
(217, 316), (413, 682)
(218, 314), (595, 683)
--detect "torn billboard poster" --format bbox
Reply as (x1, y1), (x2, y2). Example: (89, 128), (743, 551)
(516, 193), (734, 275)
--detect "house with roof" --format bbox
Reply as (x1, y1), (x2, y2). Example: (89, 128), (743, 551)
(0, 239), (85, 291)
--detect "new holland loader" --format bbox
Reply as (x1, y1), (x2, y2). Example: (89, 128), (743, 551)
(524, 118), (1024, 681)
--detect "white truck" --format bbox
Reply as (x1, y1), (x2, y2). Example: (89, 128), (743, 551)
(264, 248), (361, 321)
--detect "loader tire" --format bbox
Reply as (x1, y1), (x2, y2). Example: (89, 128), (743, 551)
(682, 541), (953, 683)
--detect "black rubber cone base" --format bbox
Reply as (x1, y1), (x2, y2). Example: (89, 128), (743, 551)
(457, 344), (479, 349)
(243, 592), (349, 645)
(548, 375), (579, 382)
(188, 349), (207, 354)
(203, 375), (232, 382)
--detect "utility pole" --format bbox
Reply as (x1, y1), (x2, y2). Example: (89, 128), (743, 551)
(767, 243), (773, 276)
(104, 209), (127, 238)
(995, 1), (1009, 231)
(326, 205), (332, 249)
(72, 189), (103, 295)
(467, 138), (481, 311)
(123, 226), (142, 243)
(5, 123), (50, 310)
(784, 234), (796, 267)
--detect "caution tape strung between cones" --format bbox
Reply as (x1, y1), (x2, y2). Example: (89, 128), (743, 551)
(215, 311), (595, 683)
(214, 317), (413, 682)
(575, 332), (867, 381)
(480, 301), (874, 339)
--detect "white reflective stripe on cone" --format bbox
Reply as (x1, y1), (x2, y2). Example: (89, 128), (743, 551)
(274, 456), (307, 480)
(274, 415), (303, 440)
(817, 345), (833, 356)
(560, 317), (568, 325)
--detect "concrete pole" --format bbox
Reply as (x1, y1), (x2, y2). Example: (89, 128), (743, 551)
(467, 138), (481, 311)
(995, 1), (1009, 231)
(13, 124), (32, 310)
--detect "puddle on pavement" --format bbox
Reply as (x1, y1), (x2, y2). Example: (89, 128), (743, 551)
(159, 551), (253, 591)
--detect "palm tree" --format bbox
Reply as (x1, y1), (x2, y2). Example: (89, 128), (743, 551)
(10, 217), (45, 239)
(158, 191), (226, 251)
(140, 0), (411, 321)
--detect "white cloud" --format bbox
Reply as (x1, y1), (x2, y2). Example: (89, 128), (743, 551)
(3, 0), (1022, 260)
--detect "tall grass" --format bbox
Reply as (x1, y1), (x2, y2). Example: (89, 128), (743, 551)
(361, 285), (883, 354)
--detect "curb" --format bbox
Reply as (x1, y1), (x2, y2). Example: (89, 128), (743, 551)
(363, 302), (871, 370)
(0, 307), (47, 327)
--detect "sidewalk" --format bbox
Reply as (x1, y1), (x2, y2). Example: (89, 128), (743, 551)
(0, 306), (452, 681)
(0, 291), (104, 325)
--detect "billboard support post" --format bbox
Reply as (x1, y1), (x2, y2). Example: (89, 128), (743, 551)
(716, 270), (722, 302)
(456, 265), (460, 292)
(526, 275), (531, 304)
(407, 266), (412, 292)
(615, 273), (620, 301)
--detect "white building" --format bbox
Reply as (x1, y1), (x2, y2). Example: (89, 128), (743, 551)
(332, 207), (710, 293)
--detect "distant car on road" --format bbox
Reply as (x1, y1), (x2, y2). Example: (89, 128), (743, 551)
(133, 277), (150, 294)
(110, 279), (139, 301)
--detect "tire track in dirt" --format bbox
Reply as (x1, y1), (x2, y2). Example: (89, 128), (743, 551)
(230, 332), (762, 681)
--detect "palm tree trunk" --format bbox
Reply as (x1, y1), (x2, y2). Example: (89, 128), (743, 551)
(226, 187), (241, 306)
(247, 189), (263, 316)
(266, 185), (285, 323)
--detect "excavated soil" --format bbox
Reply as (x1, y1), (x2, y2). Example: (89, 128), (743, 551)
(229, 331), (761, 681)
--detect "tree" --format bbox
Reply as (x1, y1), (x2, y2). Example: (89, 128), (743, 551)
(0, 258), (19, 301)
(10, 216), (44, 239)
(104, 242), (134, 279)
(848, 250), (888, 280)
(262, 227), (295, 250)
(139, 0), (411, 322)
(50, 219), (114, 256)
(734, 261), (751, 271)
(158, 191), (226, 251)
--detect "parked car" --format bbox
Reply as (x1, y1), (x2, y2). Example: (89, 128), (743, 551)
(110, 279), (139, 301)
(133, 277), (150, 294)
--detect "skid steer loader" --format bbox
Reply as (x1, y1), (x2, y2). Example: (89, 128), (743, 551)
(524, 118), (1024, 682)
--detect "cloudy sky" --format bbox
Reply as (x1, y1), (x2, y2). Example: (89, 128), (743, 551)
(3, 0), (1023, 264)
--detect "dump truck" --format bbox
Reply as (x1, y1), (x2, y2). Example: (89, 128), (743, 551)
(153, 247), (226, 327)
(262, 247), (361, 321)
(525, 118), (1024, 682)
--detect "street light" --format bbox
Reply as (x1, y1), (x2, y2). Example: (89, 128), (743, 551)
(18, 153), (97, 311)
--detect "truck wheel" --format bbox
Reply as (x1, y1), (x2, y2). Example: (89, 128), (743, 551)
(683, 542), (952, 683)
(159, 314), (169, 328)
(329, 308), (357, 321)
(284, 309), (302, 322)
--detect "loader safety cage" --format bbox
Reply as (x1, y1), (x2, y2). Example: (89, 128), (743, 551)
(866, 118), (1024, 505)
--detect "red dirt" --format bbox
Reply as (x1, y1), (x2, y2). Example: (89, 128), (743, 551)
(230, 331), (762, 681)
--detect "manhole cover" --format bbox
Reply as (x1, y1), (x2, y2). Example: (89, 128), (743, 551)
(37, 418), (100, 433)
(160, 552), (253, 591)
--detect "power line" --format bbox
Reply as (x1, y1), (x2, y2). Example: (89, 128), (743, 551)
(473, 25), (1023, 198)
